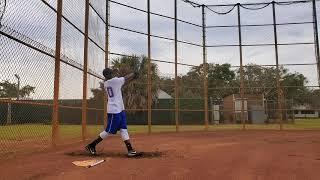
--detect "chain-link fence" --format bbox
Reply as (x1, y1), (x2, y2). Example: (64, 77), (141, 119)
(205, 0), (320, 130)
(0, 0), (107, 157)
(1, 0), (320, 157)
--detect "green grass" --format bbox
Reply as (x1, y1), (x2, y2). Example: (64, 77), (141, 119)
(0, 119), (319, 141)
(285, 119), (320, 129)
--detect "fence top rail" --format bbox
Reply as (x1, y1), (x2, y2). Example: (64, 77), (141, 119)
(206, 21), (315, 28)
(206, 42), (314, 48)
(107, 0), (202, 27)
(229, 63), (318, 68)
(109, 52), (198, 67)
(205, 0), (314, 7)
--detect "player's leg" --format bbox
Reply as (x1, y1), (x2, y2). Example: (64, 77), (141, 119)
(85, 113), (115, 155)
(120, 129), (137, 156)
(85, 131), (108, 155)
(119, 111), (137, 156)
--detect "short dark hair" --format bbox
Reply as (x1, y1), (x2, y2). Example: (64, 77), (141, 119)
(103, 68), (113, 79)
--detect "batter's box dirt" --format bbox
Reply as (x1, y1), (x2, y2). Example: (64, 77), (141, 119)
(65, 151), (164, 159)
(264, 139), (297, 144)
(128, 152), (164, 159)
(288, 154), (304, 157)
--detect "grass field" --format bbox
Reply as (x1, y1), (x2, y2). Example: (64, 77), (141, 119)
(0, 119), (319, 141)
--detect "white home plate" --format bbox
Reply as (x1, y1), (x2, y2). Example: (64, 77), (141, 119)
(72, 159), (105, 168)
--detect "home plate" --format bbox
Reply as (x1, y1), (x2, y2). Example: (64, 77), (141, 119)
(72, 159), (106, 168)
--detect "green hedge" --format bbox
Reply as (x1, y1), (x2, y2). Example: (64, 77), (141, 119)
(0, 99), (206, 125)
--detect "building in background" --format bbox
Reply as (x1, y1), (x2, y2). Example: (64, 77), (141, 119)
(293, 104), (319, 118)
(223, 94), (267, 124)
(157, 90), (172, 99)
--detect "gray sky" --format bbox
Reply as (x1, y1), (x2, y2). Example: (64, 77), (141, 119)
(1, 0), (319, 100)
(110, 0), (318, 83)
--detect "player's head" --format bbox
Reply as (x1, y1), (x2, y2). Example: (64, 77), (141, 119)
(103, 68), (113, 80)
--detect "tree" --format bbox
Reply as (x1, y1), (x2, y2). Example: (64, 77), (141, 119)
(159, 77), (175, 97)
(238, 64), (282, 97)
(281, 72), (310, 105)
(88, 82), (105, 108)
(180, 64), (204, 98)
(89, 55), (160, 110)
(236, 64), (310, 105)
(158, 64), (206, 99)
(310, 89), (320, 108)
(0, 80), (35, 99)
(160, 62), (311, 107)
(207, 63), (237, 99)
(159, 63), (238, 99)
(179, 63), (237, 99)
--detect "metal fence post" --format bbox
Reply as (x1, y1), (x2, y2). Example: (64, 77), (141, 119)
(104, 0), (110, 129)
(105, 0), (110, 69)
(82, 0), (90, 140)
(52, 0), (63, 146)
(202, 5), (209, 130)
(312, 0), (320, 86)
(147, 0), (152, 134)
(272, 2), (283, 130)
(237, 3), (246, 130)
(174, 0), (179, 132)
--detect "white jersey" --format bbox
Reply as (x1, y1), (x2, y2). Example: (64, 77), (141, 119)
(104, 77), (125, 114)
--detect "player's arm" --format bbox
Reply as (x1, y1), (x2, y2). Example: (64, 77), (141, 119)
(124, 72), (138, 84)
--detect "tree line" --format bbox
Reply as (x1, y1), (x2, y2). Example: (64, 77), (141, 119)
(90, 55), (320, 109)
(1, 55), (319, 109)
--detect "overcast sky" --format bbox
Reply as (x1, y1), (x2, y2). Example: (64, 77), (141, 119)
(110, 0), (318, 84)
(1, 0), (319, 100)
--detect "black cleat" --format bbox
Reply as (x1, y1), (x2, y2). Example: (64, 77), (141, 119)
(85, 144), (97, 155)
(127, 150), (138, 157)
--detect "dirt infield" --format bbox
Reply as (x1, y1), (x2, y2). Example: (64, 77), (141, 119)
(0, 130), (320, 180)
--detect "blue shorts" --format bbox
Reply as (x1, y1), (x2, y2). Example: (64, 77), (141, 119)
(105, 111), (127, 134)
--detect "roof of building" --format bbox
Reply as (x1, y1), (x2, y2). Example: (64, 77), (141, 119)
(157, 90), (172, 99)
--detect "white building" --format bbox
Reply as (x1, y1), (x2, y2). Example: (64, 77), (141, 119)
(293, 104), (319, 118)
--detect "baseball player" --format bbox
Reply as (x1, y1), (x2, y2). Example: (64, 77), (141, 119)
(85, 68), (138, 157)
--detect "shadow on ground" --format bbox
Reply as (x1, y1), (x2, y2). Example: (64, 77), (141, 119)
(65, 150), (164, 159)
